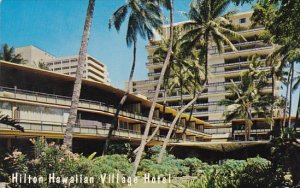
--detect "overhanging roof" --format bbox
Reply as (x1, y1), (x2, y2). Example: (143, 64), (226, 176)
(0, 60), (210, 126)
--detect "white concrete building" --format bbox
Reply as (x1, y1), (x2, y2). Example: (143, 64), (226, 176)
(45, 55), (110, 84)
(15, 45), (110, 84)
(129, 12), (279, 129)
(15, 45), (55, 67)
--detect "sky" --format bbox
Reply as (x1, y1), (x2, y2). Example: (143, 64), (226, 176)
(0, 0), (298, 114)
(0, 0), (251, 88)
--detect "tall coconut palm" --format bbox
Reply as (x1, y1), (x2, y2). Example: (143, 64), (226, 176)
(103, 0), (163, 155)
(293, 73), (300, 129)
(63, 0), (96, 150)
(0, 44), (25, 64)
(131, 0), (173, 177)
(157, 0), (245, 163)
(265, 48), (285, 134)
(219, 56), (270, 141)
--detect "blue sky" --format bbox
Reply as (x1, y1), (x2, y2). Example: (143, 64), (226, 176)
(1, 0), (298, 114)
(1, 0), (251, 88)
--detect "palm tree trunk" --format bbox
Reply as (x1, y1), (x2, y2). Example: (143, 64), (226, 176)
(183, 88), (196, 134)
(295, 92), (300, 131)
(63, 0), (95, 150)
(157, 35), (209, 163)
(283, 64), (292, 128)
(288, 62), (294, 128)
(102, 40), (137, 155)
(157, 85), (207, 163)
(131, 1), (174, 177)
(270, 68), (275, 137)
(133, 77), (168, 154)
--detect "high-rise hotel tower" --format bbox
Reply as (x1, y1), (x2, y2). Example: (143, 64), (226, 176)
(128, 12), (279, 133)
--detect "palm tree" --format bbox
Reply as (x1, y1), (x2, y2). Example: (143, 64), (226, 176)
(63, 0), (96, 150)
(0, 44), (25, 64)
(219, 56), (270, 141)
(293, 72), (300, 129)
(131, 0), (172, 177)
(103, 0), (163, 156)
(265, 48), (285, 134)
(157, 0), (245, 163)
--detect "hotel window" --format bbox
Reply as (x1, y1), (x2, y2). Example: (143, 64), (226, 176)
(54, 61), (61, 65)
(70, 65), (77, 68)
(54, 68), (61, 70)
(71, 58), (77, 62)
(239, 18), (246, 24)
(62, 67), (69, 70)
(62, 60), (69, 64)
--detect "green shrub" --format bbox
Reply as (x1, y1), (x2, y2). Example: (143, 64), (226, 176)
(3, 139), (131, 188)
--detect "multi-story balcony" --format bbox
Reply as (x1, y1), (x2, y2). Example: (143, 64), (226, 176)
(236, 26), (265, 34)
(169, 102), (218, 109)
(211, 66), (270, 75)
(0, 119), (181, 143)
(211, 58), (267, 68)
(148, 72), (161, 77)
(0, 86), (210, 138)
(210, 40), (273, 56)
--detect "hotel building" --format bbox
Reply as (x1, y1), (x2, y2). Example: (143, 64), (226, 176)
(45, 55), (110, 84)
(15, 45), (110, 84)
(0, 60), (211, 154)
(129, 12), (280, 135)
(15, 45), (56, 67)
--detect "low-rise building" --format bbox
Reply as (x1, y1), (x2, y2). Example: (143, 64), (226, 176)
(0, 60), (211, 153)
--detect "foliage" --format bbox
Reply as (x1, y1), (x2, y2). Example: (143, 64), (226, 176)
(2, 139), (131, 188)
(219, 56), (271, 140)
(138, 146), (189, 177)
(174, 156), (285, 188)
(105, 142), (132, 156)
(109, 0), (163, 46)
(0, 44), (25, 64)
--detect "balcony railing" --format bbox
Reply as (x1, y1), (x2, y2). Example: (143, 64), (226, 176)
(0, 119), (180, 143)
(0, 86), (210, 137)
(211, 42), (273, 56)
(148, 72), (161, 77)
(169, 102), (218, 109)
(233, 129), (271, 134)
(211, 58), (266, 68)
(211, 66), (270, 74)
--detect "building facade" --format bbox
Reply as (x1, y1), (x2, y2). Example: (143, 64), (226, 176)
(0, 60), (212, 154)
(129, 12), (279, 132)
(45, 55), (110, 84)
(15, 45), (110, 84)
(15, 45), (56, 67)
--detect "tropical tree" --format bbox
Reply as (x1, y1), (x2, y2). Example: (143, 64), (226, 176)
(131, 0), (173, 177)
(252, 0), (300, 131)
(293, 72), (300, 129)
(63, 0), (96, 150)
(103, 0), (164, 156)
(219, 56), (270, 141)
(0, 44), (25, 64)
(157, 0), (245, 163)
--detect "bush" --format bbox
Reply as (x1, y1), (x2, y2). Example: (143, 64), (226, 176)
(3, 139), (131, 188)
(138, 146), (188, 177)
